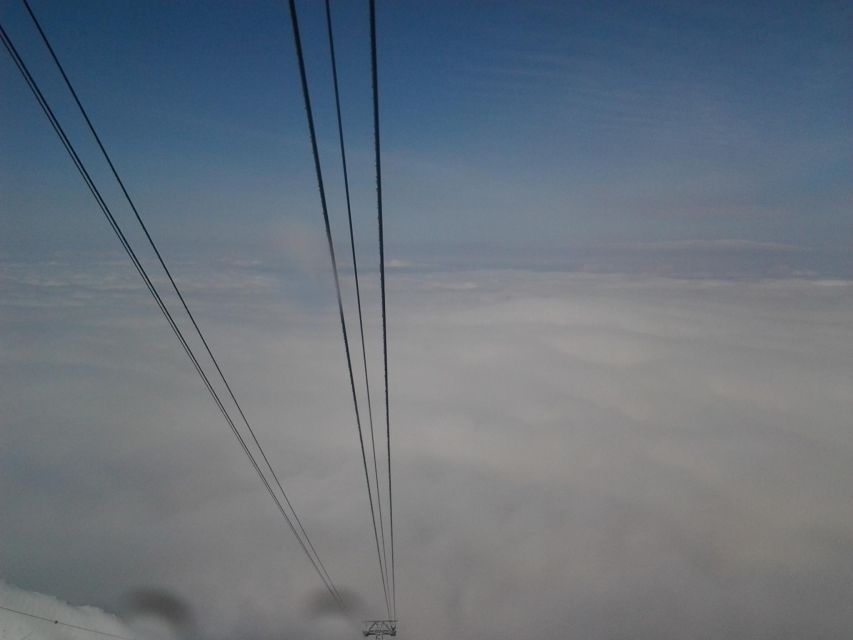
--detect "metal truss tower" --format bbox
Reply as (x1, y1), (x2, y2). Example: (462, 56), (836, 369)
(362, 619), (397, 638)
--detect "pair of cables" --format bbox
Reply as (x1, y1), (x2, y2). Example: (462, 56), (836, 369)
(1, 0), (347, 614)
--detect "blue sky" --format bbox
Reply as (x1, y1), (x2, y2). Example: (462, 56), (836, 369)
(1, 0), (851, 265)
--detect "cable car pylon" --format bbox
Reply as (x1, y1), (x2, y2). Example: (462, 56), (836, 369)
(362, 619), (397, 638)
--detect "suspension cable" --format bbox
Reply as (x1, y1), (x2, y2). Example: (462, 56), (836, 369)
(369, 0), (396, 619)
(18, 0), (343, 603)
(324, 0), (390, 599)
(286, 0), (391, 618)
(0, 21), (346, 613)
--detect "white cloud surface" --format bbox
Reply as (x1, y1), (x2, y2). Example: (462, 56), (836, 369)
(0, 581), (132, 640)
(2, 259), (853, 640)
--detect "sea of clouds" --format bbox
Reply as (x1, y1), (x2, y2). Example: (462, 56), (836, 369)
(2, 257), (852, 640)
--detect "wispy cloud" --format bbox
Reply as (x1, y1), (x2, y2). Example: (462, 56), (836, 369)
(607, 238), (803, 252)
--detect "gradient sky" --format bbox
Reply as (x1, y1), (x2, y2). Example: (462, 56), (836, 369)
(1, 0), (850, 266)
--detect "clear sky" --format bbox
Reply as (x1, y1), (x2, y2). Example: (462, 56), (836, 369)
(1, 0), (850, 270)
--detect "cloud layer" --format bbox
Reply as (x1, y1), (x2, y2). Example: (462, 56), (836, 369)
(2, 259), (852, 640)
(0, 581), (133, 640)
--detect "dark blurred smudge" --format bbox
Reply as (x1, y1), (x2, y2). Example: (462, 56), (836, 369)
(121, 588), (195, 633)
(304, 585), (364, 619)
